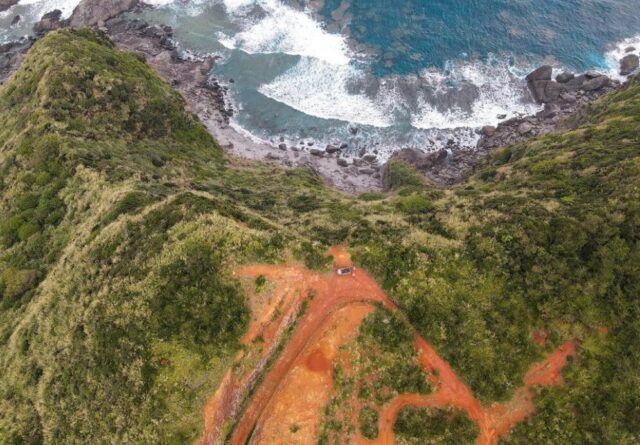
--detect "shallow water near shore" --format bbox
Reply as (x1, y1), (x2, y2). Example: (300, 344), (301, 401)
(2, 0), (639, 160)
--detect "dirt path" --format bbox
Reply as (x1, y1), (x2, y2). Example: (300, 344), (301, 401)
(358, 339), (575, 445)
(200, 246), (581, 445)
(251, 303), (374, 445)
(227, 248), (397, 445)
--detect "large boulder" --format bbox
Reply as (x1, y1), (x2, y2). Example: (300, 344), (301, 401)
(556, 72), (575, 83)
(620, 54), (639, 76)
(526, 66), (557, 104)
(69, 0), (139, 27)
(583, 75), (609, 92)
(33, 10), (63, 34)
(528, 80), (548, 103)
(526, 65), (553, 82)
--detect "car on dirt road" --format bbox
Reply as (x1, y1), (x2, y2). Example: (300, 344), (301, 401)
(336, 267), (353, 276)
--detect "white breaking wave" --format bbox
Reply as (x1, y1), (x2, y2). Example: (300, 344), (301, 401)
(9, 0), (81, 19)
(218, 0), (349, 65)
(605, 34), (640, 81)
(217, 0), (540, 130)
(412, 58), (541, 129)
(259, 58), (394, 127)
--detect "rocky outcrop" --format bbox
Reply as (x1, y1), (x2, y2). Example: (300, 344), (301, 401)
(33, 10), (64, 35)
(479, 68), (617, 153)
(620, 54), (639, 76)
(389, 66), (636, 187)
(0, 0), (18, 13)
(69, 0), (139, 28)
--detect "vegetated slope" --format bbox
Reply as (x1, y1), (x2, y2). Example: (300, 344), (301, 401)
(0, 28), (637, 445)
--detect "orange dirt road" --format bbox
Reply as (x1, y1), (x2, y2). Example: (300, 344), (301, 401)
(202, 246), (581, 445)
(228, 247), (396, 445)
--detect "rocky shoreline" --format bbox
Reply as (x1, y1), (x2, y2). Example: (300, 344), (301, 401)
(1, 0), (639, 193)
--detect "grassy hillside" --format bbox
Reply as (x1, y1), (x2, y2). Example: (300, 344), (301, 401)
(0, 29), (638, 444)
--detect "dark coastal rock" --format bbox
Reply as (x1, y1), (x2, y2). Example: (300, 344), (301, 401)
(69, 0), (139, 27)
(362, 154), (377, 163)
(482, 125), (496, 137)
(556, 72), (575, 83)
(278, 143), (287, 151)
(526, 65), (553, 82)
(517, 122), (534, 135)
(565, 74), (587, 91)
(309, 148), (323, 156)
(620, 54), (639, 76)
(625, 46), (636, 53)
(527, 80), (554, 103)
(11, 15), (21, 25)
(583, 75), (609, 91)
(337, 158), (348, 167)
(585, 70), (603, 79)
(34, 10), (64, 35)
(325, 144), (339, 154)
(559, 92), (577, 103)
(543, 80), (563, 102)
(0, 0), (18, 13)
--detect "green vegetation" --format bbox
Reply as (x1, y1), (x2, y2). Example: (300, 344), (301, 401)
(318, 308), (432, 443)
(394, 406), (478, 444)
(1, 27), (639, 444)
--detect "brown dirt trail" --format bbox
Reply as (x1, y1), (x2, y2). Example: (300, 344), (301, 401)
(199, 246), (583, 445)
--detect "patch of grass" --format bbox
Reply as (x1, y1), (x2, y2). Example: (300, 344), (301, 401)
(394, 406), (478, 445)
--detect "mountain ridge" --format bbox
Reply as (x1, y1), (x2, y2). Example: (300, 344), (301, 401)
(0, 28), (638, 444)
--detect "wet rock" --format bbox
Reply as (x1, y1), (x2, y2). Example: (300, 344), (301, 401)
(543, 81), (563, 102)
(11, 15), (21, 25)
(160, 35), (177, 51)
(625, 46), (636, 53)
(34, 10), (64, 34)
(518, 122), (534, 135)
(559, 92), (577, 103)
(307, 141), (314, 147)
(620, 54), (639, 76)
(337, 158), (349, 167)
(278, 143), (287, 151)
(349, 126), (359, 135)
(325, 144), (339, 154)
(69, 0), (139, 27)
(339, 142), (349, 149)
(583, 75), (609, 91)
(482, 125), (496, 137)
(309, 148), (323, 156)
(585, 70), (603, 79)
(526, 81), (545, 103)
(497, 114), (507, 120)
(362, 154), (377, 163)
(526, 65), (553, 82)
(539, 103), (560, 119)
(556, 72), (575, 83)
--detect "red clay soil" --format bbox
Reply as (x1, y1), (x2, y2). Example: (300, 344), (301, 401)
(200, 246), (582, 445)
(226, 247), (396, 445)
(250, 304), (374, 445)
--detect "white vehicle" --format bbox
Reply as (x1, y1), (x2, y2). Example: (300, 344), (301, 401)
(336, 267), (353, 276)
